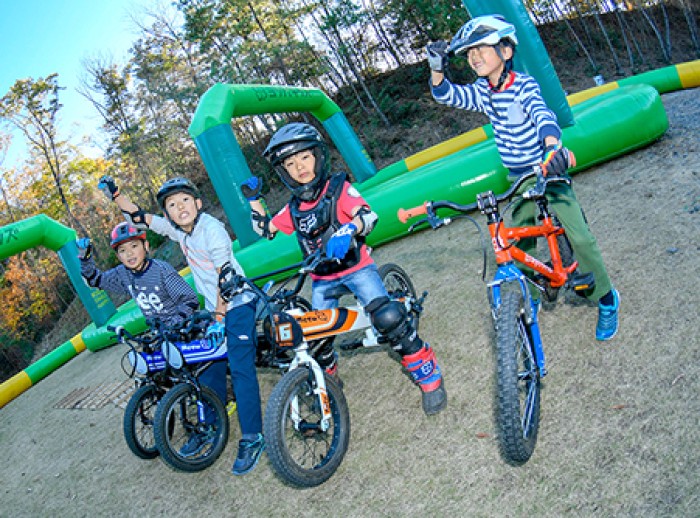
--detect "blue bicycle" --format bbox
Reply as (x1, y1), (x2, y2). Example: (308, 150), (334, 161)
(400, 168), (593, 465)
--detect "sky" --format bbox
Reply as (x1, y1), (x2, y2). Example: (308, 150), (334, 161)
(0, 0), (155, 168)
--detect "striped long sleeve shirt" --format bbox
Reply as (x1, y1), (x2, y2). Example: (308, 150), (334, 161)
(431, 72), (562, 171)
(80, 257), (199, 328)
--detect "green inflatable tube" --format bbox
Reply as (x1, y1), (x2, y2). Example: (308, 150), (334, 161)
(230, 84), (668, 265)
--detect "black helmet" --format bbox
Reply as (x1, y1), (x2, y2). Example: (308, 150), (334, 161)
(156, 177), (201, 212)
(110, 222), (147, 250)
(263, 123), (330, 202)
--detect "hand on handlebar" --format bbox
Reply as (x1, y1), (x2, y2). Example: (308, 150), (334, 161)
(541, 144), (575, 177)
(325, 223), (356, 260)
(205, 320), (225, 349)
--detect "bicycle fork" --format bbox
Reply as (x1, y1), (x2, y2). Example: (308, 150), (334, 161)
(488, 264), (547, 377)
(288, 344), (333, 432)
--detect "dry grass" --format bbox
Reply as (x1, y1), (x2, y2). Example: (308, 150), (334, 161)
(1, 89), (699, 517)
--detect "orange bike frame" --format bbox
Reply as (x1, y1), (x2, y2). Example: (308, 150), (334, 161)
(488, 214), (578, 288)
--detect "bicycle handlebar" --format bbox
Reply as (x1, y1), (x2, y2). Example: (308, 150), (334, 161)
(398, 167), (572, 225)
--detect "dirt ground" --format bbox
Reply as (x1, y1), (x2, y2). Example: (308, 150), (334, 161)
(1, 88), (699, 518)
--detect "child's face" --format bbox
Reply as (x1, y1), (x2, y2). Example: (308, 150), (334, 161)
(116, 239), (149, 271)
(164, 191), (202, 232)
(467, 44), (512, 82)
(283, 149), (316, 185)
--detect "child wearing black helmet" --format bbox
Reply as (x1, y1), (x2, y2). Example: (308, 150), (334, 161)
(96, 175), (265, 475)
(426, 15), (620, 341)
(242, 122), (447, 416)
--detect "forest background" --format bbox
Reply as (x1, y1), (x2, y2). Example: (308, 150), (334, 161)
(0, 0), (698, 382)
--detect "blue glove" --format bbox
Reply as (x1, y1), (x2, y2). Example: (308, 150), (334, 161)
(98, 175), (119, 200)
(541, 144), (575, 177)
(325, 223), (357, 260)
(205, 320), (225, 349)
(76, 237), (92, 260)
(241, 177), (262, 201)
(426, 41), (449, 73)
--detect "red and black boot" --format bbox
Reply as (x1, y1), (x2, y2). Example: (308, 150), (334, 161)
(401, 343), (447, 415)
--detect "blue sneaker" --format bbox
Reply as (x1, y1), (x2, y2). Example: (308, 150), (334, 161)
(179, 431), (213, 458)
(232, 433), (265, 475)
(596, 289), (620, 341)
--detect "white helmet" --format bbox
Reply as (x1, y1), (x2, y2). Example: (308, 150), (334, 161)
(450, 15), (518, 56)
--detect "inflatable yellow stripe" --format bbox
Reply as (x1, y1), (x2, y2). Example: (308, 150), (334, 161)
(70, 334), (86, 354)
(677, 61), (700, 89)
(405, 127), (488, 171)
(0, 371), (32, 408)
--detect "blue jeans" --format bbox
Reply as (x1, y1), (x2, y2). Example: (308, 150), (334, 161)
(311, 263), (387, 309)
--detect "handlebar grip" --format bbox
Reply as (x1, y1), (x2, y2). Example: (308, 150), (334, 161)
(398, 203), (428, 224)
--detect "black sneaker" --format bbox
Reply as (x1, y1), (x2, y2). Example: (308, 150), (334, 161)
(231, 434), (265, 475)
(422, 382), (447, 416)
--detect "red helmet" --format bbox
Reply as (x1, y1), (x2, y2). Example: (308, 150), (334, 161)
(110, 222), (147, 249)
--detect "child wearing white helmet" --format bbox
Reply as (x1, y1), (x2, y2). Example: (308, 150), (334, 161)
(426, 15), (619, 342)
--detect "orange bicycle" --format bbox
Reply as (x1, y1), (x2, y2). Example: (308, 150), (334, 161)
(399, 167), (593, 465)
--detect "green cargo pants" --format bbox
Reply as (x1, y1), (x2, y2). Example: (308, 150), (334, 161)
(510, 178), (613, 302)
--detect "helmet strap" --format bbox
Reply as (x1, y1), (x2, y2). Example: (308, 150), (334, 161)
(490, 44), (513, 92)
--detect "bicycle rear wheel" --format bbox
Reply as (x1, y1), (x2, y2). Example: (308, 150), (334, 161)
(264, 368), (350, 487)
(494, 288), (541, 465)
(378, 263), (420, 330)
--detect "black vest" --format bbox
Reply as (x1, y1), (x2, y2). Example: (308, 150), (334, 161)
(289, 172), (363, 276)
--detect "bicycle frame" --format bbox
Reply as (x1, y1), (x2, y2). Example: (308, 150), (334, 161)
(478, 190), (577, 289)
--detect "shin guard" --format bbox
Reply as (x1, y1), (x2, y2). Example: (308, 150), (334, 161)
(401, 343), (443, 392)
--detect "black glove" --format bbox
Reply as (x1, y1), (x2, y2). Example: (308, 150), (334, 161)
(541, 144), (575, 177)
(241, 177), (262, 201)
(98, 175), (120, 200)
(426, 41), (449, 73)
(218, 262), (246, 302)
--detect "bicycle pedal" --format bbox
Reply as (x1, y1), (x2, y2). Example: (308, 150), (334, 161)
(339, 341), (363, 351)
(570, 272), (595, 293)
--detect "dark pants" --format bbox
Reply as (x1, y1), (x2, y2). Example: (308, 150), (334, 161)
(197, 300), (261, 434)
(225, 301), (262, 435)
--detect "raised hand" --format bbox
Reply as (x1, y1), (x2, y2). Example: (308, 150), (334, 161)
(76, 237), (93, 260)
(241, 177), (263, 201)
(98, 175), (120, 200)
(426, 41), (449, 73)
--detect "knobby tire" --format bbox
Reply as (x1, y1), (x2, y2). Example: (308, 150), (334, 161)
(264, 368), (350, 487)
(123, 384), (163, 460)
(153, 384), (229, 472)
(494, 289), (541, 465)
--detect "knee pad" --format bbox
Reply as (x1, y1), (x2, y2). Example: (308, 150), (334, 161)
(367, 297), (421, 355)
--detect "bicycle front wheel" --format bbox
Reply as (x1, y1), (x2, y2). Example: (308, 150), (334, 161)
(264, 368), (350, 487)
(123, 384), (164, 459)
(494, 289), (541, 465)
(153, 384), (229, 472)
